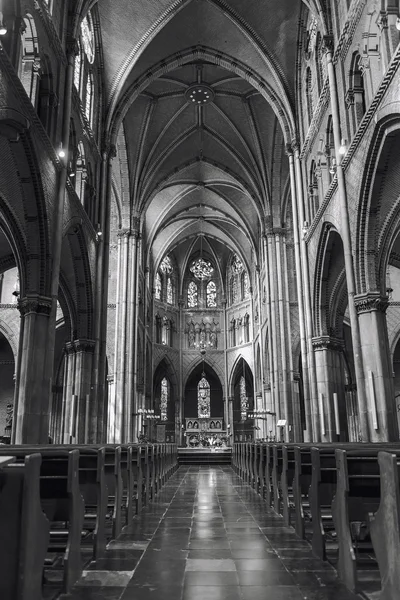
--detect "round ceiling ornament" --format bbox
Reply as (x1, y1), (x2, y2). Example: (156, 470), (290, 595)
(185, 83), (214, 106)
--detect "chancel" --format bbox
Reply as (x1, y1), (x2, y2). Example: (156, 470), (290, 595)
(0, 1), (400, 599)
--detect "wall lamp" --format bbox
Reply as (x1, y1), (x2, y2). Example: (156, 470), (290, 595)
(396, 17), (400, 31)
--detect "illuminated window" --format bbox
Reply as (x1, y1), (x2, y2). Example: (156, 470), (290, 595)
(231, 276), (238, 304)
(240, 375), (248, 420)
(190, 258), (214, 280)
(232, 254), (243, 274)
(74, 41), (82, 92)
(206, 281), (217, 308)
(242, 272), (250, 299)
(81, 15), (95, 64)
(167, 277), (173, 305)
(161, 378), (169, 421)
(160, 256), (173, 274)
(85, 72), (94, 127)
(198, 376), (210, 418)
(188, 281), (198, 308)
(19, 15), (40, 105)
(155, 272), (162, 300)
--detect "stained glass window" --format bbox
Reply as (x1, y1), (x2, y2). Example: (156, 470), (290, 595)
(188, 281), (198, 308)
(206, 281), (217, 308)
(81, 15), (95, 63)
(240, 375), (248, 420)
(74, 41), (82, 91)
(243, 272), (250, 299)
(167, 277), (173, 304)
(198, 376), (210, 418)
(231, 276), (238, 304)
(85, 72), (94, 126)
(190, 258), (214, 280)
(160, 256), (173, 274)
(232, 254), (243, 274)
(155, 272), (162, 300)
(161, 378), (168, 421)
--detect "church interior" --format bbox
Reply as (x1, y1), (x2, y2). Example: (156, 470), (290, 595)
(0, 0), (400, 599)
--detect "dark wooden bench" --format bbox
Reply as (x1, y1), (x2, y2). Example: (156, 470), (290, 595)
(332, 447), (400, 594)
(369, 450), (400, 600)
(0, 454), (50, 600)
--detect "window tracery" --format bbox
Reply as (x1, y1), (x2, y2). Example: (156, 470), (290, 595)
(85, 72), (94, 127)
(188, 281), (198, 308)
(160, 256), (173, 274)
(190, 258), (214, 280)
(240, 375), (248, 420)
(161, 377), (169, 421)
(155, 272), (162, 300)
(206, 281), (217, 308)
(198, 376), (210, 418)
(81, 15), (95, 64)
(167, 277), (173, 305)
(74, 41), (82, 92)
(242, 272), (250, 300)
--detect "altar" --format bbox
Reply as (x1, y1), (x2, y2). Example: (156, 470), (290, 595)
(184, 418), (228, 448)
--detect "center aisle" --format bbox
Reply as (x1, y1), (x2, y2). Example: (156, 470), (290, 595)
(63, 466), (360, 600)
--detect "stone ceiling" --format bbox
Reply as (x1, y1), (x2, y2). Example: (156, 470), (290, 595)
(96, 0), (317, 276)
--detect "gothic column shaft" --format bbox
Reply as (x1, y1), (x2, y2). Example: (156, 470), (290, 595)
(109, 234), (122, 442)
(74, 340), (95, 443)
(355, 293), (397, 441)
(126, 228), (140, 442)
(287, 150), (311, 440)
(293, 147), (319, 440)
(115, 230), (130, 441)
(275, 232), (290, 441)
(266, 232), (280, 424)
(262, 236), (276, 423)
(324, 41), (369, 440)
(14, 295), (53, 443)
(62, 343), (76, 442)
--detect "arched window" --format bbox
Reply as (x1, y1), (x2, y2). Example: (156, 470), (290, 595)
(162, 316), (169, 345)
(188, 281), (198, 308)
(306, 67), (313, 125)
(19, 15), (40, 105)
(161, 378), (169, 421)
(75, 141), (87, 203)
(240, 375), (248, 420)
(155, 272), (162, 300)
(167, 277), (173, 305)
(81, 14), (95, 64)
(85, 72), (94, 127)
(242, 272), (250, 300)
(74, 41), (82, 93)
(231, 318), (236, 347)
(206, 281), (217, 307)
(198, 376), (210, 418)
(230, 276), (237, 304)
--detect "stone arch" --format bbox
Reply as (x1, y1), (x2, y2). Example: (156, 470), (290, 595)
(356, 115), (400, 294)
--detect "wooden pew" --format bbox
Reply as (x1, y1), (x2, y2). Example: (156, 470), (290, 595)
(369, 450), (400, 600)
(0, 454), (49, 600)
(281, 445), (296, 527)
(332, 447), (400, 594)
(0, 447), (85, 593)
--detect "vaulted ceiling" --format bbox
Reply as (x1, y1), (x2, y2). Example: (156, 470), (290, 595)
(96, 0), (316, 276)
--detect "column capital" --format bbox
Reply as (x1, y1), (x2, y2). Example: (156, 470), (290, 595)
(354, 291), (389, 314)
(74, 338), (96, 353)
(117, 228), (131, 239)
(312, 335), (344, 352)
(18, 294), (52, 317)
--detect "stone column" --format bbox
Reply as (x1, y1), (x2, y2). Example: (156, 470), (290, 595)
(14, 295), (53, 443)
(126, 222), (140, 442)
(312, 336), (346, 441)
(265, 227), (281, 424)
(74, 339), (95, 442)
(228, 395), (234, 444)
(354, 292), (397, 441)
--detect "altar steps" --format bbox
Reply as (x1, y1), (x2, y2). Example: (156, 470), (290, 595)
(178, 448), (232, 465)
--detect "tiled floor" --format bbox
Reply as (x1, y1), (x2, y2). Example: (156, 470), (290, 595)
(61, 466), (361, 600)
